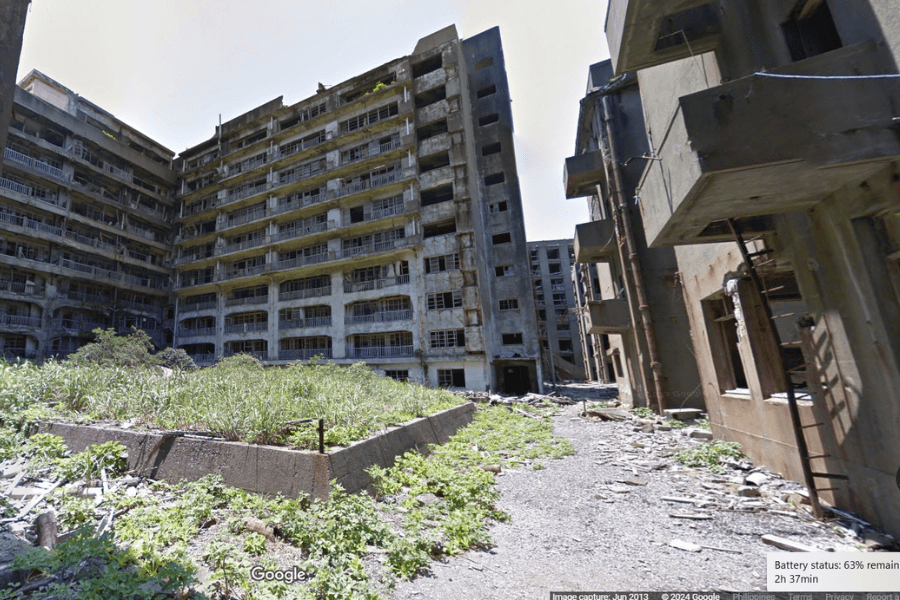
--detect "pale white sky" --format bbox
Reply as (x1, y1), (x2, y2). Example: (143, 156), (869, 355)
(16, 0), (610, 241)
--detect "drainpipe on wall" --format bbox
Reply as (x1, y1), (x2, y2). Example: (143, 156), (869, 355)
(600, 96), (669, 413)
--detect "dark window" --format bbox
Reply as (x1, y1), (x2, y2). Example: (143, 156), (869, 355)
(489, 201), (508, 213)
(438, 368), (465, 387)
(548, 263), (562, 274)
(495, 265), (514, 277)
(559, 339), (573, 352)
(547, 248), (560, 260)
(412, 55), (443, 78)
(476, 84), (497, 99)
(492, 232), (512, 245)
(484, 172), (505, 186)
(474, 57), (494, 71)
(424, 220), (456, 238)
(421, 184), (453, 207)
(430, 329), (465, 348)
(478, 113), (499, 127)
(414, 85), (447, 109)
(419, 152), (451, 174)
(481, 142), (501, 156)
(384, 369), (409, 381)
(427, 291), (462, 310)
(416, 119), (448, 142)
(499, 299), (518, 311)
(783, 0), (842, 61)
(424, 253), (460, 273)
(502, 333), (523, 345)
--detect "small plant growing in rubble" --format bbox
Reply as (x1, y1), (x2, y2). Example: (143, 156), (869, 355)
(631, 406), (656, 419)
(675, 440), (745, 474)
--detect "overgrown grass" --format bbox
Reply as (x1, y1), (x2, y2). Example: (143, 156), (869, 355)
(0, 356), (461, 448)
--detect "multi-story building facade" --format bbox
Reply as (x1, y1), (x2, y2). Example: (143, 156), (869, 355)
(565, 61), (702, 409)
(0, 70), (176, 360)
(527, 239), (586, 380)
(589, 0), (900, 534)
(170, 25), (541, 393)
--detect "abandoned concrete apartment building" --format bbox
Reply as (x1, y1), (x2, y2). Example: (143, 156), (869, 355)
(567, 0), (900, 535)
(0, 25), (544, 394)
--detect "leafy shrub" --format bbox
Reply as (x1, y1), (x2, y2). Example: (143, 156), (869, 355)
(57, 441), (128, 480)
(155, 347), (198, 372)
(68, 328), (157, 369)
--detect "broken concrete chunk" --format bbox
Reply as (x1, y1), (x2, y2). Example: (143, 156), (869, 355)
(737, 486), (761, 497)
(416, 493), (440, 507)
(664, 408), (704, 421)
(688, 429), (713, 440)
(244, 517), (275, 541)
(582, 408), (630, 421)
(744, 472), (768, 486)
(761, 534), (817, 552)
(669, 539), (702, 552)
(479, 464), (501, 474)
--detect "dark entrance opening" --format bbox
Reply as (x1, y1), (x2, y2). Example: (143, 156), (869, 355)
(502, 366), (531, 395)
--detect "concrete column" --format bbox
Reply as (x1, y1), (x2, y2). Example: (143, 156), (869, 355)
(0, 0), (29, 181)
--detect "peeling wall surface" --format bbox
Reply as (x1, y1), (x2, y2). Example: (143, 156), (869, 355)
(601, 0), (900, 535)
(0, 25), (542, 394)
(37, 402), (476, 500)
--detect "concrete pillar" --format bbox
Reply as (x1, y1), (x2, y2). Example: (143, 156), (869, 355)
(0, 0), (29, 181)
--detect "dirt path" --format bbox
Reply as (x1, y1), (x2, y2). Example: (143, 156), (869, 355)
(388, 383), (872, 599)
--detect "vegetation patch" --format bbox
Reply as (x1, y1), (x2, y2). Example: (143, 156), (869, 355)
(675, 440), (745, 473)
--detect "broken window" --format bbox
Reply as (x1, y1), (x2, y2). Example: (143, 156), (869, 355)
(424, 253), (460, 274)
(476, 84), (497, 99)
(481, 142), (501, 156)
(438, 368), (465, 387)
(478, 113), (499, 127)
(499, 299), (518, 311)
(501, 333), (523, 345)
(419, 152), (451, 174)
(280, 102), (326, 131)
(474, 57), (494, 71)
(414, 85), (447, 109)
(489, 201), (508, 213)
(484, 172), (505, 186)
(492, 232), (512, 245)
(340, 102), (399, 134)
(494, 265), (514, 277)
(782, 0), (842, 62)
(423, 220), (456, 239)
(417, 119), (448, 142)
(412, 55), (443, 78)
(385, 369), (410, 381)
(421, 184), (453, 207)
(427, 291), (462, 310)
(430, 329), (465, 348)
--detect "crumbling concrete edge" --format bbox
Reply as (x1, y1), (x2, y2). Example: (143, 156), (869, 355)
(35, 401), (476, 501)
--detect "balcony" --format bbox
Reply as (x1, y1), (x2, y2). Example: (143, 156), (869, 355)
(189, 353), (217, 366)
(574, 220), (617, 263)
(345, 309), (412, 325)
(278, 286), (331, 302)
(0, 314), (41, 329)
(279, 348), (332, 361)
(181, 300), (218, 312)
(4, 147), (70, 182)
(585, 299), (632, 334)
(342, 274), (409, 294)
(224, 295), (268, 308)
(223, 322), (268, 334)
(350, 345), (414, 359)
(606, 0), (721, 75)
(224, 263), (268, 280)
(564, 151), (605, 199)
(178, 327), (216, 339)
(279, 317), (332, 330)
(0, 280), (44, 297)
(337, 169), (402, 199)
(223, 349), (268, 360)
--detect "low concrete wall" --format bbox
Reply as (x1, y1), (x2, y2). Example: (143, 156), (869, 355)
(36, 402), (476, 501)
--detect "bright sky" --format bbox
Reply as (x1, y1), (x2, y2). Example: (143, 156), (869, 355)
(15, 0), (610, 242)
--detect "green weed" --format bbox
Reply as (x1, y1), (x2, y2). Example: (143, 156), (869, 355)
(675, 440), (745, 473)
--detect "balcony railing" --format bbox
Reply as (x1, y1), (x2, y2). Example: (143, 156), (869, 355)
(224, 263), (267, 280)
(223, 182), (268, 206)
(119, 299), (158, 312)
(342, 274), (409, 294)
(223, 349), (268, 360)
(337, 170), (400, 198)
(65, 230), (117, 253)
(224, 295), (268, 308)
(340, 236), (408, 259)
(279, 348), (332, 361)
(278, 316), (332, 330)
(178, 327), (216, 338)
(66, 290), (110, 304)
(189, 353), (217, 365)
(4, 147), (70, 182)
(272, 192), (326, 215)
(350, 345), (414, 359)
(345, 309), (412, 324)
(58, 259), (164, 289)
(0, 314), (41, 328)
(277, 252), (332, 270)
(0, 280), (44, 296)
(181, 300), (218, 312)
(341, 137), (402, 166)
(54, 318), (107, 332)
(278, 286), (331, 302)
(226, 207), (268, 227)
(224, 322), (268, 334)
(221, 236), (267, 255)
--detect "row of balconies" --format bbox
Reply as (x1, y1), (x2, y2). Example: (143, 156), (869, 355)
(176, 234), (419, 289)
(189, 344), (433, 364)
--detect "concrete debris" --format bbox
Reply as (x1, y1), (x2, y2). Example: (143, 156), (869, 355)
(669, 513), (713, 520)
(462, 390), (577, 406)
(479, 465), (502, 474)
(244, 517), (275, 541)
(737, 486), (761, 497)
(669, 539), (702, 552)
(687, 429), (713, 440)
(664, 409), (705, 421)
(744, 472), (768, 486)
(761, 534), (818, 552)
(416, 493), (441, 507)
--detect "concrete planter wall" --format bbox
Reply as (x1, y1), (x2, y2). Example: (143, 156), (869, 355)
(36, 402), (475, 501)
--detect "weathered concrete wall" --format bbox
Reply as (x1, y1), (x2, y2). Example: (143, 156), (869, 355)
(36, 401), (476, 501)
(0, 0), (29, 182)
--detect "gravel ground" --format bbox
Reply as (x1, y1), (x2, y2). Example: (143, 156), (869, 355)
(388, 382), (880, 599)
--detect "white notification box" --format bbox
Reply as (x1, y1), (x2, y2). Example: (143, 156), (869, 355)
(768, 552), (900, 591)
